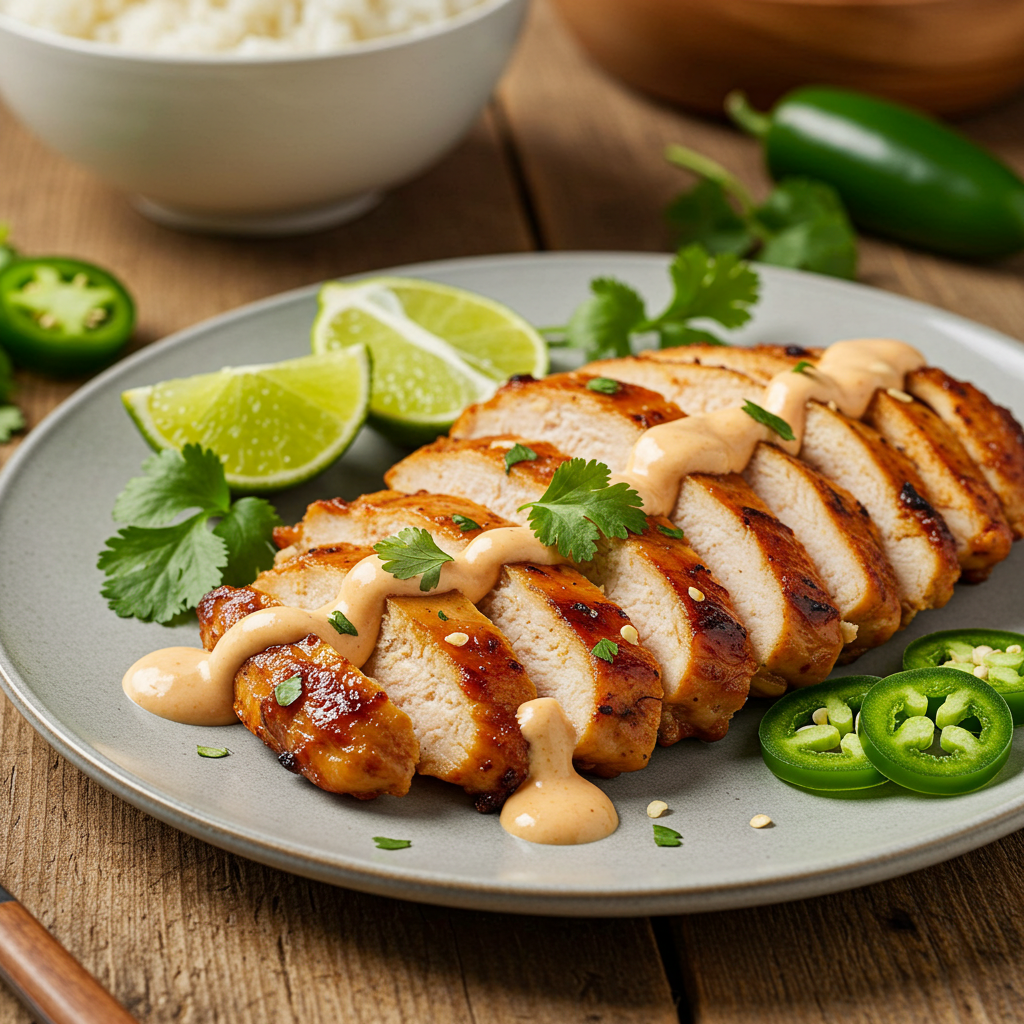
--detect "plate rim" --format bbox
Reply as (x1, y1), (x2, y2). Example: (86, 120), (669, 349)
(4, 250), (1024, 917)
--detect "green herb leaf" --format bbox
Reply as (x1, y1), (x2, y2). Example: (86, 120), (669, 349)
(518, 458), (647, 563)
(197, 745), (230, 758)
(656, 524), (685, 540)
(504, 443), (538, 475)
(213, 496), (281, 588)
(565, 277), (647, 361)
(452, 513), (481, 532)
(373, 836), (412, 850)
(657, 245), (760, 333)
(656, 324), (728, 349)
(742, 400), (795, 442)
(792, 360), (814, 375)
(665, 179), (755, 256)
(591, 638), (619, 663)
(374, 527), (455, 592)
(112, 444), (230, 526)
(0, 404), (24, 443)
(97, 513), (228, 623)
(653, 824), (682, 847)
(328, 610), (358, 636)
(585, 377), (622, 395)
(438, 610), (449, 621)
(275, 674), (302, 707)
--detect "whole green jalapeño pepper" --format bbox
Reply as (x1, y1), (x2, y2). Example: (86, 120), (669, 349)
(0, 257), (135, 376)
(904, 629), (1024, 726)
(857, 668), (1013, 795)
(759, 676), (886, 791)
(727, 87), (1024, 260)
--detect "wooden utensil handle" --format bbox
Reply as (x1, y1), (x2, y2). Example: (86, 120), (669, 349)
(0, 896), (138, 1024)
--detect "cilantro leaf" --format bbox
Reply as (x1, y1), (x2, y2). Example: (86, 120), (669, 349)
(657, 245), (759, 332)
(585, 377), (621, 395)
(328, 610), (358, 636)
(653, 824), (682, 848)
(504, 443), (538, 474)
(373, 836), (411, 850)
(452, 513), (481, 532)
(657, 524), (685, 540)
(792, 360), (814, 375)
(742, 400), (795, 442)
(213, 496), (280, 587)
(565, 277), (646, 360)
(97, 513), (228, 623)
(656, 324), (727, 349)
(197, 746), (230, 758)
(518, 458), (647, 563)
(112, 444), (230, 526)
(374, 527), (454, 592)
(275, 674), (302, 707)
(438, 610), (449, 621)
(591, 639), (619, 663)
(665, 179), (755, 256)
(0, 404), (24, 443)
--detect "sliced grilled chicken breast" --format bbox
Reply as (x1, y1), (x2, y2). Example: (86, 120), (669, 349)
(387, 437), (756, 742)
(449, 372), (682, 471)
(197, 590), (418, 800)
(907, 367), (1024, 540)
(864, 389), (1012, 581)
(199, 550), (536, 812)
(743, 443), (901, 660)
(640, 343), (813, 382)
(275, 492), (662, 774)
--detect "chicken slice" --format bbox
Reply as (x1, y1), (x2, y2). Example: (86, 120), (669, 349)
(276, 492), (662, 774)
(449, 372), (683, 471)
(387, 436), (756, 742)
(907, 367), (1024, 540)
(639, 343), (814, 382)
(673, 473), (844, 693)
(864, 389), (1012, 581)
(196, 590), (417, 800)
(742, 443), (901, 660)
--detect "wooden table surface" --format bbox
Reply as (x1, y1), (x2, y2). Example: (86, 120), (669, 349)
(4, 3), (1024, 1021)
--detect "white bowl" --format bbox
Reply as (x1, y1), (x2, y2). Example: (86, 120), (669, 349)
(0, 0), (527, 235)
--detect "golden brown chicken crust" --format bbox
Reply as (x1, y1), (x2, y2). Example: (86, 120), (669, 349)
(640, 343), (814, 382)
(907, 367), (1024, 540)
(865, 389), (1012, 581)
(234, 633), (419, 800)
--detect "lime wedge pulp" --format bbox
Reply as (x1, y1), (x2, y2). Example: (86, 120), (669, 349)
(311, 276), (548, 445)
(122, 347), (371, 492)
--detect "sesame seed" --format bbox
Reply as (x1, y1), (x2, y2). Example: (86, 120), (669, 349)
(620, 624), (640, 645)
(489, 439), (516, 450)
(749, 814), (772, 829)
(811, 707), (829, 726)
(647, 800), (669, 818)
(886, 387), (914, 403)
(444, 632), (469, 647)
(687, 587), (705, 602)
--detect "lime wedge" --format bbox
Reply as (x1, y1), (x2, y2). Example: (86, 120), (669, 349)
(122, 348), (370, 492)
(311, 276), (547, 445)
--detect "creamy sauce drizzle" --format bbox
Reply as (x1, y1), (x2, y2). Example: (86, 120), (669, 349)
(124, 338), (925, 836)
(499, 698), (618, 845)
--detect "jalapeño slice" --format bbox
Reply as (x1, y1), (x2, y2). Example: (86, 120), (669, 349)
(0, 257), (135, 376)
(857, 668), (1013, 796)
(759, 676), (886, 791)
(903, 629), (1024, 726)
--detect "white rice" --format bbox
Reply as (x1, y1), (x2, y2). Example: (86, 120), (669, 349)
(0, 0), (487, 54)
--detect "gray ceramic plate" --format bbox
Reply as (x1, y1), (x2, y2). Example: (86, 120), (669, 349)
(2, 253), (1024, 918)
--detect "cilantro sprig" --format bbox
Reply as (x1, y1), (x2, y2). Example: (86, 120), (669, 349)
(665, 144), (857, 281)
(97, 444), (281, 623)
(374, 527), (454, 592)
(519, 458), (647, 563)
(543, 244), (758, 360)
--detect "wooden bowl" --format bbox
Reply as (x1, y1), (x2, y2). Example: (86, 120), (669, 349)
(549, 0), (1024, 116)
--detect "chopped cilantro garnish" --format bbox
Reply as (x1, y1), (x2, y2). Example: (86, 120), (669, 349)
(585, 377), (621, 395)
(328, 610), (358, 636)
(504, 443), (538, 474)
(742, 400), (795, 442)
(653, 824), (682, 847)
(518, 458), (647, 563)
(275, 674), (302, 707)
(657, 524), (685, 540)
(792, 360), (814, 374)
(438, 610), (449, 621)
(591, 638), (619, 663)
(374, 527), (454, 592)
(452, 513), (481, 532)
(373, 836), (411, 850)
(197, 745), (230, 758)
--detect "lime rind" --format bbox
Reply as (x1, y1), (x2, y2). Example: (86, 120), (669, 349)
(122, 347), (371, 493)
